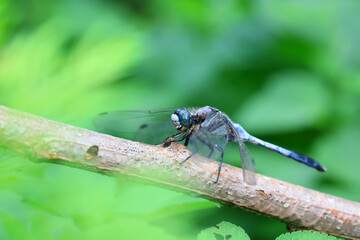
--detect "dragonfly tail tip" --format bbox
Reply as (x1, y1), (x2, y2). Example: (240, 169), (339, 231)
(317, 165), (327, 172)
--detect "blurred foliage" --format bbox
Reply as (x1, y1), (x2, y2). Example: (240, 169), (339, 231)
(197, 221), (250, 240)
(0, 0), (360, 239)
(276, 231), (342, 240)
(197, 222), (341, 240)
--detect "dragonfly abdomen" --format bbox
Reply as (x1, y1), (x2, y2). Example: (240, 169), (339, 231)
(288, 152), (326, 172)
(247, 136), (327, 172)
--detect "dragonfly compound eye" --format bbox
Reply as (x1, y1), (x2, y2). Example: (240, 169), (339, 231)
(171, 109), (191, 130)
(178, 109), (191, 127)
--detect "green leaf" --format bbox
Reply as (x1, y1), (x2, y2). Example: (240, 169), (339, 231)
(236, 71), (330, 135)
(276, 231), (341, 240)
(197, 221), (250, 240)
(312, 125), (360, 201)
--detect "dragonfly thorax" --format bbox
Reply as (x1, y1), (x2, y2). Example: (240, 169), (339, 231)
(171, 108), (192, 131)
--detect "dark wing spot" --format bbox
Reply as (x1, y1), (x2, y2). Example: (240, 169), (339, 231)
(140, 124), (148, 129)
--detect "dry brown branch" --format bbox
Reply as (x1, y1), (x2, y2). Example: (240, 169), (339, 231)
(0, 105), (359, 239)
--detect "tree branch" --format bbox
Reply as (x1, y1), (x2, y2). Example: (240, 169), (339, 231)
(0, 105), (359, 239)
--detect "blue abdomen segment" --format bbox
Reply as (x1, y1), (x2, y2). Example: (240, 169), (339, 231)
(288, 152), (326, 172)
(247, 136), (327, 172)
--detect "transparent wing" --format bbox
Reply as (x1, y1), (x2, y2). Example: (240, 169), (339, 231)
(188, 110), (230, 160)
(195, 111), (257, 184)
(188, 131), (229, 161)
(238, 140), (256, 185)
(93, 109), (177, 144)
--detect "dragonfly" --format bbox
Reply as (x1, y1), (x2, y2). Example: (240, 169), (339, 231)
(94, 106), (326, 184)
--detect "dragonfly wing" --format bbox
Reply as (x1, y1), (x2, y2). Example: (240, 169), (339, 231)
(237, 140), (256, 185)
(93, 110), (177, 144)
(188, 129), (228, 161)
(188, 110), (230, 160)
(195, 113), (257, 184)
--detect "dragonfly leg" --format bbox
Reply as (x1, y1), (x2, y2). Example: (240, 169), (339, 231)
(207, 147), (214, 158)
(176, 130), (192, 142)
(159, 131), (186, 147)
(196, 136), (216, 158)
(197, 136), (224, 183)
(180, 138), (198, 165)
(215, 151), (224, 183)
(197, 136), (215, 158)
(184, 136), (190, 147)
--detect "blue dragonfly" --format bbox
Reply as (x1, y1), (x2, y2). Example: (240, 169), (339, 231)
(94, 106), (326, 184)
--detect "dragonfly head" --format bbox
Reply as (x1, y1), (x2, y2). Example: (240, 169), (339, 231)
(171, 109), (192, 131)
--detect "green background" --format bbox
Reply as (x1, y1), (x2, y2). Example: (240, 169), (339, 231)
(0, 0), (359, 239)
